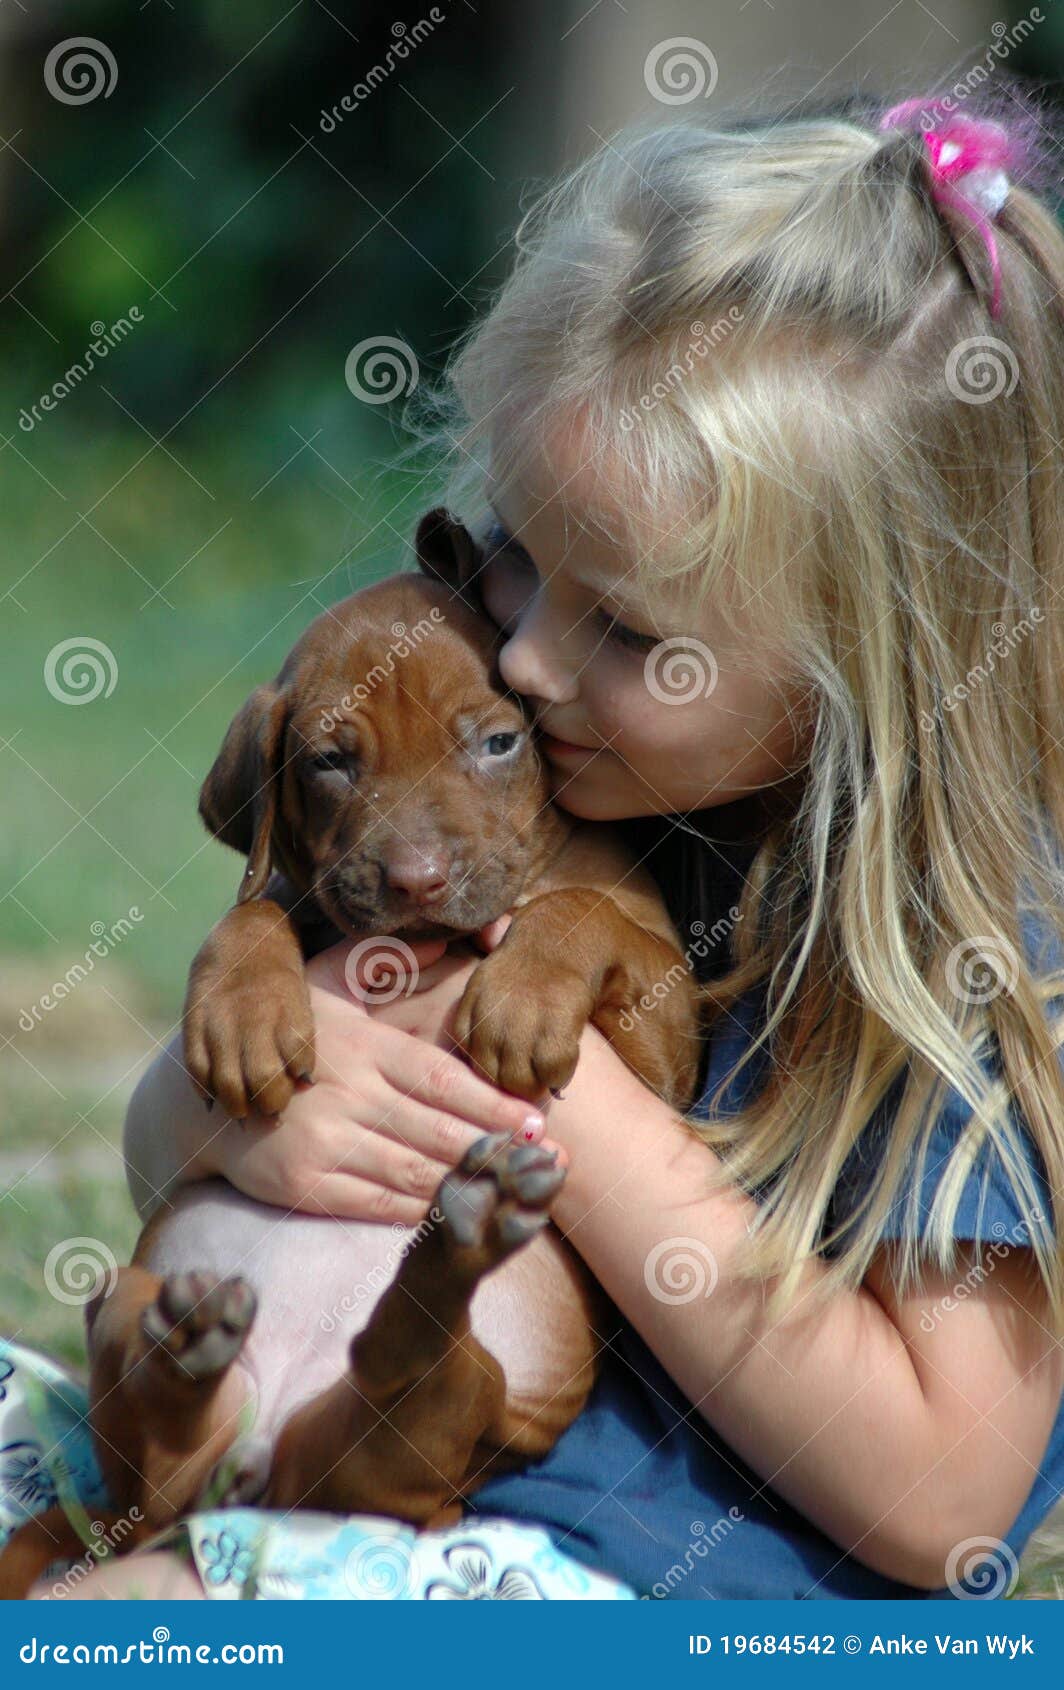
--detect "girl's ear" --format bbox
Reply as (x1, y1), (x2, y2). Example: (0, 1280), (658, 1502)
(198, 683), (289, 904)
(414, 506), (484, 599)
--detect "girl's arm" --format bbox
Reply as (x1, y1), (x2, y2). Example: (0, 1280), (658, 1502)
(124, 1027), (224, 1222)
(122, 944), (548, 1225)
(546, 1023), (1064, 1591)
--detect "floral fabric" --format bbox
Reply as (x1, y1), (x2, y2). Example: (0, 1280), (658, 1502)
(0, 1339), (635, 1601)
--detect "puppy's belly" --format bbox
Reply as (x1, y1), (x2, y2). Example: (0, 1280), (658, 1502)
(138, 1179), (596, 1447)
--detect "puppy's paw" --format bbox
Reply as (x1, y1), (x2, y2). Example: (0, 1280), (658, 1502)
(435, 1137), (566, 1268)
(184, 971), (315, 1120)
(452, 955), (593, 1103)
(141, 1271), (257, 1382)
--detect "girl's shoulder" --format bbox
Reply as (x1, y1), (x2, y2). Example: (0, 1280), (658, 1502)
(828, 1065), (1054, 1256)
(830, 884), (1064, 1258)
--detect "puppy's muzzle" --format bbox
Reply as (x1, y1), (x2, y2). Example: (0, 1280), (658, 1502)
(381, 843), (453, 906)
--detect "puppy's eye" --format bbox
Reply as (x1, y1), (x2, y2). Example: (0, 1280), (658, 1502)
(482, 730), (523, 758)
(310, 750), (356, 778)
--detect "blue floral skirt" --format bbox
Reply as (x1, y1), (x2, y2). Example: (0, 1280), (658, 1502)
(0, 1339), (635, 1600)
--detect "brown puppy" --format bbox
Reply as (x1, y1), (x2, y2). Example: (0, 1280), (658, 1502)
(0, 509), (702, 1597)
(183, 508), (699, 1123)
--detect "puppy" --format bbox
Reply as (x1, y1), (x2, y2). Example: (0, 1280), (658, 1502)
(0, 509), (701, 1595)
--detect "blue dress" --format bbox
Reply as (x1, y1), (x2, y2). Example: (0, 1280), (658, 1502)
(468, 835), (1064, 1600)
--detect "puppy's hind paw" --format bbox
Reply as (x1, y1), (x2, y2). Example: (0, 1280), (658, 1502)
(141, 1271), (257, 1382)
(435, 1137), (566, 1266)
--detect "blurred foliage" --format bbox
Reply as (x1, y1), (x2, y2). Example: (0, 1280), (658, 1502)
(0, 0), (499, 444)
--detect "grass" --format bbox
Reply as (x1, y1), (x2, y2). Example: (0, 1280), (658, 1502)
(1, 411), (429, 1362)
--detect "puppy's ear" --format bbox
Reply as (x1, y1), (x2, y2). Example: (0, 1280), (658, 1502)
(415, 507), (484, 599)
(198, 683), (289, 905)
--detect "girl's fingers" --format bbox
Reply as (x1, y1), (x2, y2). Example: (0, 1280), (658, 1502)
(293, 1172), (435, 1227)
(399, 952), (470, 995)
(473, 913), (514, 953)
(367, 1092), (503, 1169)
(378, 1038), (545, 1142)
(328, 1115), (567, 1209)
(329, 1120), (454, 1203)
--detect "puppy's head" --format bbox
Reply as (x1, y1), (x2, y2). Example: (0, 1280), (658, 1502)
(198, 508), (561, 937)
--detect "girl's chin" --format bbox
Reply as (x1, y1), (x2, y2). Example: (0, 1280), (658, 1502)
(547, 770), (640, 821)
(548, 764), (704, 821)
(546, 772), (603, 818)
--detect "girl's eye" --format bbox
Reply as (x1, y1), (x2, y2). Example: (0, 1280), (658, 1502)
(482, 730), (523, 757)
(485, 516), (658, 654)
(594, 607), (660, 654)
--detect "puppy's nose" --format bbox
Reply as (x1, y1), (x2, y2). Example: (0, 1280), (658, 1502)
(384, 848), (450, 905)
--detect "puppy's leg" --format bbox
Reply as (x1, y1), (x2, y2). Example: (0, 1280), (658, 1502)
(265, 1139), (565, 1525)
(453, 887), (703, 1110)
(183, 897), (315, 1120)
(0, 1509), (128, 1600)
(87, 1265), (256, 1530)
(0, 1267), (255, 1599)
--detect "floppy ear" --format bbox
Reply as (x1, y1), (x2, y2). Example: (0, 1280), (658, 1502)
(415, 507), (485, 601)
(198, 683), (289, 904)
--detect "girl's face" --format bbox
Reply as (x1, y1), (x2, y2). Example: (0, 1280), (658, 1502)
(479, 473), (815, 822)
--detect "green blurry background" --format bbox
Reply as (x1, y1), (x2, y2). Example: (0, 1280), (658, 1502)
(0, 0), (1061, 1594)
(0, 0), (519, 1365)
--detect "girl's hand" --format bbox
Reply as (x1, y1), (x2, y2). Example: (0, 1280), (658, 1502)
(212, 924), (546, 1224)
(357, 913), (515, 1045)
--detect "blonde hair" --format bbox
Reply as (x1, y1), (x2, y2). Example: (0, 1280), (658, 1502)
(405, 90), (1064, 1331)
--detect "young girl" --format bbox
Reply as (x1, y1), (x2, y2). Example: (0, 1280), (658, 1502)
(17, 87), (1064, 1600)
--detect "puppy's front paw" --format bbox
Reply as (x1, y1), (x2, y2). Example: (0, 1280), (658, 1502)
(183, 966), (315, 1120)
(451, 953), (593, 1103)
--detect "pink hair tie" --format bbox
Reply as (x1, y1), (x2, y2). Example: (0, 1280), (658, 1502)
(879, 98), (1016, 318)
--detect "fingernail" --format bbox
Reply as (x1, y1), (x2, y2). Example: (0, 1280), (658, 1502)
(521, 1113), (546, 1143)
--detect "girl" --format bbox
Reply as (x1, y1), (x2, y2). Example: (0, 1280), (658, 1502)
(19, 87), (1064, 1600)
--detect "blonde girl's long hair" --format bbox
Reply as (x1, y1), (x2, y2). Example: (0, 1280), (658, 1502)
(404, 88), (1064, 1331)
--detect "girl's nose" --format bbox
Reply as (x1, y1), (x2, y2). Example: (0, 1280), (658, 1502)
(497, 595), (581, 706)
